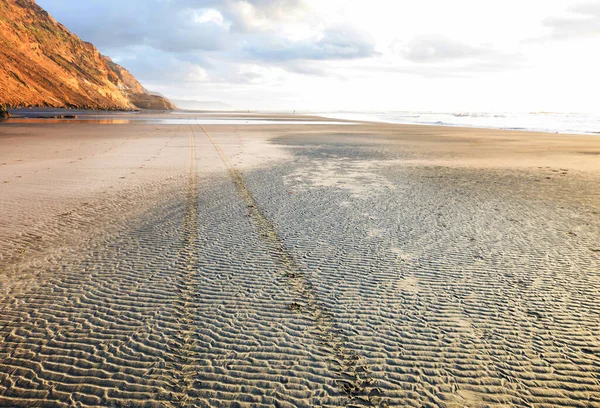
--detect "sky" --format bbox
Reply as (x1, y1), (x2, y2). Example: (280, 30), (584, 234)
(37, 0), (600, 112)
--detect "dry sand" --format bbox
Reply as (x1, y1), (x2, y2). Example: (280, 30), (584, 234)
(1, 114), (600, 407)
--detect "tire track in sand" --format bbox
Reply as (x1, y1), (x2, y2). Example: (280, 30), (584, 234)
(196, 124), (387, 407)
(162, 126), (201, 407)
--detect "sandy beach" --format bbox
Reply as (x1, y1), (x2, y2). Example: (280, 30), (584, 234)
(1, 113), (600, 407)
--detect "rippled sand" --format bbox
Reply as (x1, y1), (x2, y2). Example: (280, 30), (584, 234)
(1, 116), (600, 407)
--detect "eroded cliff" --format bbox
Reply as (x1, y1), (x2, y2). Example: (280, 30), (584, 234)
(0, 0), (174, 110)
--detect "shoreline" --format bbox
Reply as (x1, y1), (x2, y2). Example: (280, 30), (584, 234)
(316, 111), (600, 136)
(4, 108), (600, 137)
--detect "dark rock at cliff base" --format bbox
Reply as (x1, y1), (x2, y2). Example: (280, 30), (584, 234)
(0, 106), (10, 119)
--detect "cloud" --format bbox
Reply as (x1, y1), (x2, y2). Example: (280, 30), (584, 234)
(38, 0), (312, 51)
(244, 27), (376, 61)
(383, 34), (523, 77)
(38, 0), (232, 52)
(398, 35), (488, 63)
(542, 2), (600, 40)
(367, 58), (525, 79)
(36, 0), (374, 85)
(283, 61), (327, 76)
(111, 46), (210, 83)
(226, 0), (311, 32)
(34, 0), (581, 111)
(110, 45), (273, 87)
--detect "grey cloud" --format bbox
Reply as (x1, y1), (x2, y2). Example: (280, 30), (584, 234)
(400, 35), (488, 63)
(210, 70), (265, 85)
(225, 0), (311, 32)
(388, 34), (522, 77)
(35, 0), (373, 88)
(37, 1), (366, 64)
(542, 2), (600, 40)
(368, 60), (525, 78)
(151, 19), (229, 53)
(37, 0), (310, 50)
(367, 53), (525, 79)
(283, 61), (327, 76)
(37, 0), (230, 52)
(245, 27), (376, 61)
(110, 46), (266, 86)
(239, 0), (307, 14)
(109, 46), (210, 82)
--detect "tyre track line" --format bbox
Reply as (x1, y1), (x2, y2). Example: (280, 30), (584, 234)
(162, 126), (201, 407)
(196, 124), (387, 407)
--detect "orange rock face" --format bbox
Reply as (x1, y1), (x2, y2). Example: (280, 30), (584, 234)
(0, 0), (175, 110)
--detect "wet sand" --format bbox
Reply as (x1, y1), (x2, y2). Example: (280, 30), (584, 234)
(1, 115), (600, 407)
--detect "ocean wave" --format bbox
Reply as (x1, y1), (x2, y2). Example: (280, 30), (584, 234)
(318, 111), (600, 135)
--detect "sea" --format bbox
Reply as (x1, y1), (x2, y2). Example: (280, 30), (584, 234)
(317, 111), (600, 135)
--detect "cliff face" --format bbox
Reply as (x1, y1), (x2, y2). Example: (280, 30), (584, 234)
(0, 0), (175, 110)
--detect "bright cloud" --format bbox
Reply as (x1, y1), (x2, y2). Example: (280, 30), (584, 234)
(193, 9), (227, 26)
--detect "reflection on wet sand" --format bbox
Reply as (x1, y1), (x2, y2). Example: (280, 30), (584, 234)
(1, 112), (356, 125)
(1, 118), (133, 124)
(2, 118), (353, 125)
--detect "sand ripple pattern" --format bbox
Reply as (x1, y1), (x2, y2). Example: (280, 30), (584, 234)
(0, 127), (352, 407)
(247, 135), (600, 407)
(198, 125), (386, 406)
(1, 126), (600, 407)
